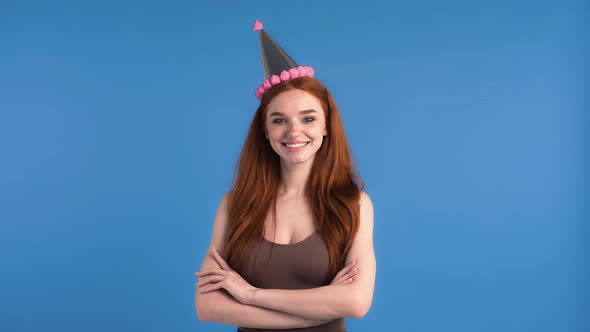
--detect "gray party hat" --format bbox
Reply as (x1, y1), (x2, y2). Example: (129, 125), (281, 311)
(253, 20), (315, 99)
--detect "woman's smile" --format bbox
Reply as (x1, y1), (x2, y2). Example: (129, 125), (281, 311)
(282, 141), (310, 151)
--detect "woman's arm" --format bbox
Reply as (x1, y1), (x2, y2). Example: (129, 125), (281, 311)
(196, 250), (328, 328)
(199, 192), (376, 321)
(195, 194), (326, 328)
(245, 192), (376, 320)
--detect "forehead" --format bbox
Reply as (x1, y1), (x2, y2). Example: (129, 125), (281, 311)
(267, 89), (324, 116)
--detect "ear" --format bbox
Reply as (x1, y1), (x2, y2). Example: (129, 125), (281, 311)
(323, 126), (327, 136)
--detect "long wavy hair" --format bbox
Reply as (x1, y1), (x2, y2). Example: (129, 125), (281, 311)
(225, 76), (364, 281)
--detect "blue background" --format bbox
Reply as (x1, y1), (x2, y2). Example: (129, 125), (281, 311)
(0, 0), (587, 331)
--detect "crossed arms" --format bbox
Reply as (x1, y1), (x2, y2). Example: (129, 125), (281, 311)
(194, 192), (376, 329)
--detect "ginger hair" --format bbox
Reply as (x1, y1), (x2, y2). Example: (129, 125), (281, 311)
(226, 76), (364, 281)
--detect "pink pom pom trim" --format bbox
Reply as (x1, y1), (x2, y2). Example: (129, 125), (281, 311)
(253, 20), (263, 31)
(270, 75), (280, 85)
(288, 68), (300, 78)
(255, 66), (315, 99)
(280, 70), (290, 81)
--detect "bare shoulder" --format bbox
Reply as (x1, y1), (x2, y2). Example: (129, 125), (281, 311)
(212, 193), (230, 228)
(356, 191), (374, 237)
(218, 192), (230, 215)
(359, 191), (373, 208)
(359, 191), (374, 219)
(209, 192), (231, 253)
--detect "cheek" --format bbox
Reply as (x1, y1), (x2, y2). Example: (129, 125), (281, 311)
(312, 125), (326, 137)
(266, 128), (282, 141)
(264, 123), (275, 139)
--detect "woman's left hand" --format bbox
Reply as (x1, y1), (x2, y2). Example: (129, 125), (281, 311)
(194, 247), (258, 304)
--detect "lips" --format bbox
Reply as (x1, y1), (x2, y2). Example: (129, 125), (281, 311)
(282, 142), (309, 148)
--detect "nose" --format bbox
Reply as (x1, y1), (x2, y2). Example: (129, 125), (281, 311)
(287, 122), (301, 137)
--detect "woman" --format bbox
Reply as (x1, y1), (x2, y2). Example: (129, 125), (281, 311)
(194, 21), (376, 331)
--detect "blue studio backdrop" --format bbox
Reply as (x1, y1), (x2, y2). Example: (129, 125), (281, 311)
(1, 1), (588, 331)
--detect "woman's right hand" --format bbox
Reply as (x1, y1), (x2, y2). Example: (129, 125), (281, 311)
(330, 259), (358, 285)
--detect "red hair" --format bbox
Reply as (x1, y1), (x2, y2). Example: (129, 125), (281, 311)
(225, 76), (364, 282)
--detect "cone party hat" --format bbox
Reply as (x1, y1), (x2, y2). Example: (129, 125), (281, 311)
(253, 20), (315, 99)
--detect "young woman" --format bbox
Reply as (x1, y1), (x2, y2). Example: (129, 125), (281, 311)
(194, 21), (376, 332)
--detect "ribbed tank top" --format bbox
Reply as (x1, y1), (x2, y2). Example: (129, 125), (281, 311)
(237, 232), (346, 332)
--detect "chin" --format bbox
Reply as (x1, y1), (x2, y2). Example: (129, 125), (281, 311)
(282, 154), (314, 165)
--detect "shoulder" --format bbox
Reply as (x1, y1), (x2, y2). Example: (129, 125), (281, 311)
(220, 192), (230, 209)
(359, 191), (372, 207)
(358, 191), (374, 228)
(359, 191), (374, 213)
(215, 192), (232, 216)
(209, 192), (232, 250)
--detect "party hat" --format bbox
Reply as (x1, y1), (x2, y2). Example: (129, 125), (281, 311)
(253, 20), (315, 99)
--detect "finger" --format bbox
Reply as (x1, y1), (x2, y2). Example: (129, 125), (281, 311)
(333, 277), (354, 286)
(332, 276), (348, 285)
(332, 270), (344, 281)
(196, 267), (224, 274)
(333, 268), (358, 284)
(196, 275), (225, 287)
(199, 282), (223, 293)
(345, 267), (359, 278)
(195, 268), (227, 277)
(333, 260), (356, 280)
(211, 247), (232, 271)
(339, 260), (356, 275)
(196, 274), (224, 282)
(333, 274), (352, 285)
(333, 278), (347, 286)
(346, 259), (357, 269)
(335, 264), (356, 280)
(333, 264), (350, 280)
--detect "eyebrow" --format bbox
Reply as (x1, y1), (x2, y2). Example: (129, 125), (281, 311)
(269, 109), (318, 117)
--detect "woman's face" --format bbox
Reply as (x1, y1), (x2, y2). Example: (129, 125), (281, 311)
(265, 89), (327, 166)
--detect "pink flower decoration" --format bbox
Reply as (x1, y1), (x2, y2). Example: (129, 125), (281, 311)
(288, 68), (300, 78)
(253, 20), (263, 31)
(255, 66), (317, 99)
(270, 75), (280, 85)
(297, 66), (308, 76)
(280, 70), (290, 81)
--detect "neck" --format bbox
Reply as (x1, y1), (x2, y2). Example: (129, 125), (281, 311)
(278, 159), (314, 198)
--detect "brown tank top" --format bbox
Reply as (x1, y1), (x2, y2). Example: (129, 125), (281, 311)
(237, 232), (346, 332)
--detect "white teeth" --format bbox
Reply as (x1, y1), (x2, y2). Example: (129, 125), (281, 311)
(285, 142), (307, 148)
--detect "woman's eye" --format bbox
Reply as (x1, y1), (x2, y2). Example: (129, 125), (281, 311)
(272, 118), (285, 124)
(303, 117), (315, 123)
